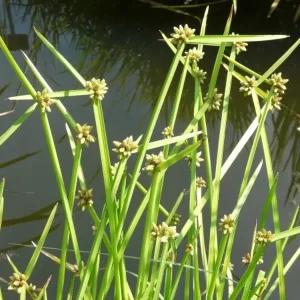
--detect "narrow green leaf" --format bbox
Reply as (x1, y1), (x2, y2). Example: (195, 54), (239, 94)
(9, 89), (90, 101)
(35, 276), (52, 300)
(34, 27), (86, 86)
(0, 104), (37, 147)
(157, 140), (203, 172)
(25, 203), (58, 277)
(272, 226), (300, 242)
(256, 38), (300, 86)
(188, 34), (288, 45)
(137, 131), (203, 153)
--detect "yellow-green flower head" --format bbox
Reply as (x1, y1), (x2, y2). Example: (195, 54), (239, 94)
(231, 32), (248, 55)
(192, 66), (207, 83)
(196, 176), (206, 188)
(269, 92), (282, 112)
(185, 151), (204, 167)
(76, 123), (96, 146)
(112, 136), (138, 159)
(255, 229), (273, 245)
(76, 188), (93, 211)
(242, 253), (264, 265)
(152, 222), (179, 243)
(170, 24), (196, 45)
(143, 151), (165, 175)
(204, 88), (223, 111)
(86, 78), (108, 100)
(8, 272), (27, 294)
(110, 162), (120, 177)
(162, 126), (174, 139)
(239, 76), (257, 96)
(219, 214), (235, 234)
(185, 47), (204, 62)
(36, 88), (54, 113)
(186, 243), (194, 255)
(270, 72), (289, 94)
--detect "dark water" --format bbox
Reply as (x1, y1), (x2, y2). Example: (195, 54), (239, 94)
(0, 0), (300, 299)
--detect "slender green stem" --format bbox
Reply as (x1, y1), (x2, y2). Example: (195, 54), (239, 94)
(207, 235), (228, 299)
(92, 98), (121, 298)
(39, 111), (81, 265)
(136, 171), (162, 297)
(56, 142), (82, 300)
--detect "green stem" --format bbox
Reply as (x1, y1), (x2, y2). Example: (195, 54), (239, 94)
(39, 111), (81, 264)
(136, 171), (162, 297)
(92, 98), (121, 298)
(56, 142), (82, 300)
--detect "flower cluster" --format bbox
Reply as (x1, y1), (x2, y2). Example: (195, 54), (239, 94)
(192, 66), (207, 83)
(143, 152), (165, 175)
(185, 151), (204, 167)
(232, 33), (248, 55)
(28, 283), (41, 298)
(36, 89), (54, 113)
(162, 126), (174, 139)
(86, 78), (108, 100)
(242, 252), (264, 265)
(270, 92), (282, 112)
(255, 229), (273, 245)
(219, 214), (235, 234)
(76, 123), (95, 146)
(151, 222), (179, 243)
(204, 88), (223, 111)
(170, 213), (181, 226)
(8, 272), (27, 293)
(170, 24), (195, 45)
(196, 176), (206, 188)
(110, 162), (119, 178)
(239, 76), (257, 96)
(185, 47), (204, 62)
(112, 136), (138, 159)
(269, 73), (288, 94)
(186, 243), (194, 255)
(76, 188), (93, 211)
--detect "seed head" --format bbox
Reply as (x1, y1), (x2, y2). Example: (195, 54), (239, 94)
(239, 76), (257, 96)
(27, 283), (41, 298)
(151, 222), (179, 243)
(110, 162), (119, 178)
(36, 89), (54, 113)
(76, 123), (95, 146)
(186, 243), (194, 255)
(204, 88), (223, 111)
(76, 188), (93, 211)
(255, 229), (273, 245)
(242, 252), (264, 265)
(170, 213), (181, 226)
(269, 73), (289, 94)
(170, 24), (196, 45)
(219, 214), (235, 235)
(185, 47), (204, 62)
(112, 136), (138, 159)
(196, 176), (206, 188)
(162, 126), (174, 139)
(270, 92), (282, 112)
(143, 152), (165, 175)
(192, 66), (207, 83)
(86, 78), (108, 100)
(70, 261), (85, 277)
(166, 251), (176, 268)
(232, 32), (248, 55)
(8, 272), (27, 294)
(185, 151), (204, 167)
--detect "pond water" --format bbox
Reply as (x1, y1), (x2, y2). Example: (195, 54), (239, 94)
(0, 0), (300, 299)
